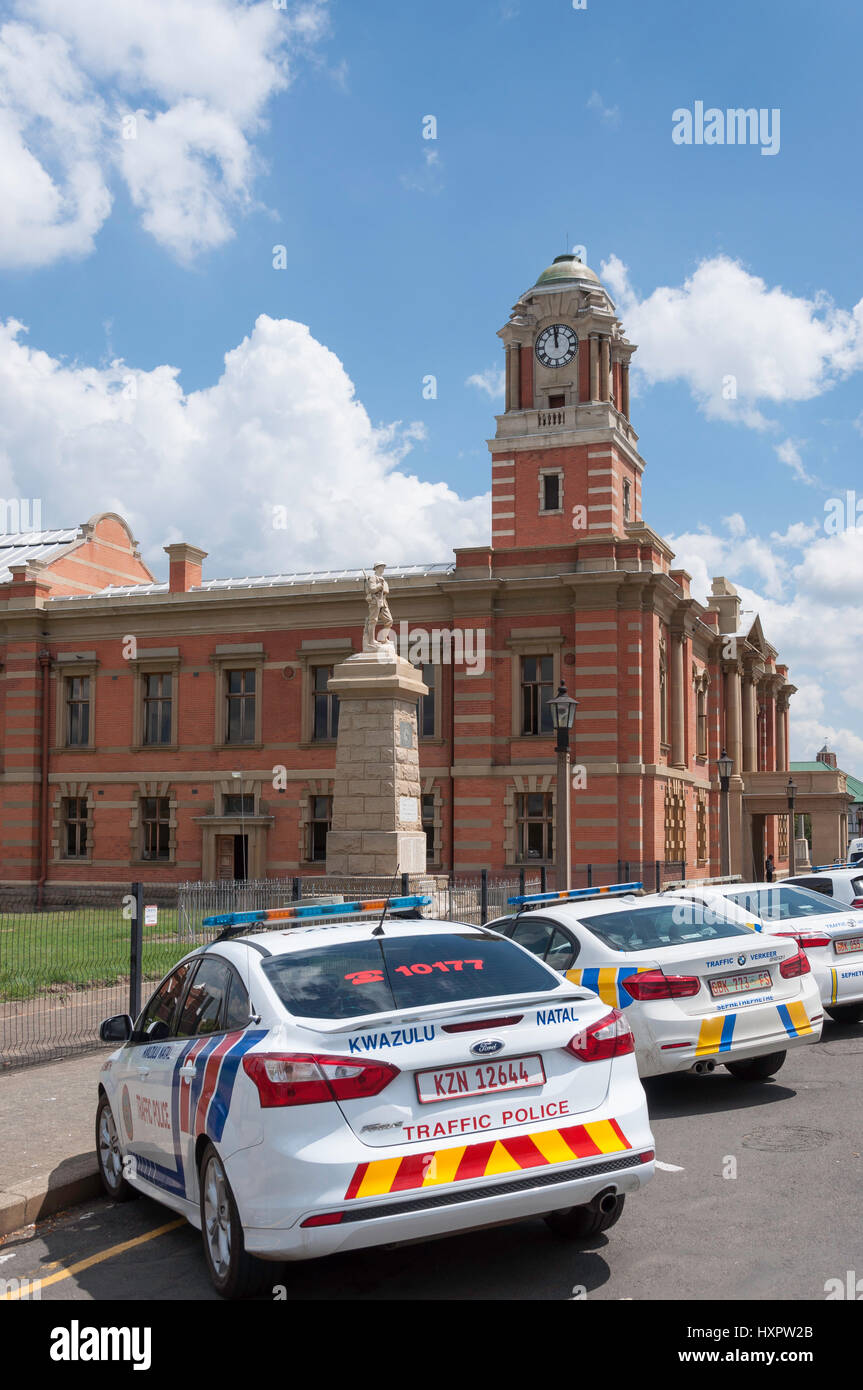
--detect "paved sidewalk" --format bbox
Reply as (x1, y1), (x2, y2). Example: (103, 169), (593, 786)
(0, 1052), (104, 1236)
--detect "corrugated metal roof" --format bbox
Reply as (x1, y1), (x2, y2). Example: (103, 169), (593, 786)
(48, 561), (455, 603)
(0, 528), (80, 583)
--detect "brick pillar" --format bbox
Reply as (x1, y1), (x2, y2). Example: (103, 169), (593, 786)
(589, 335), (599, 401)
(599, 337), (610, 402)
(670, 634), (685, 769)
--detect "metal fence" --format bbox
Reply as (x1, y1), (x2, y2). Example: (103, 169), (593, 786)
(0, 861), (688, 1069)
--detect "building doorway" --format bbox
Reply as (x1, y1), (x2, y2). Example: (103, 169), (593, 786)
(215, 834), (248, 881)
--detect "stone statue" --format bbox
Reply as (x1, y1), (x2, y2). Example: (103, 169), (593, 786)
(362, 563), (395, 654)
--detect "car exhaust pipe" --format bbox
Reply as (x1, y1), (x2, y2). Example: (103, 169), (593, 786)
(589, 1186), (619, 1215)
(691, 1058), (716, 1075)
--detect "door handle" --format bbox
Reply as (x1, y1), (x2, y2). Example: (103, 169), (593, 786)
(179, 1064), (197, 1082)
(136, 1067), (150, 1078)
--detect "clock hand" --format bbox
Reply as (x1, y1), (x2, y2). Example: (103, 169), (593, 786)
(553, 327), (559, 348)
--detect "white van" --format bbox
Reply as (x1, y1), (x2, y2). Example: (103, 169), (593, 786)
(847, 838), (863, 865)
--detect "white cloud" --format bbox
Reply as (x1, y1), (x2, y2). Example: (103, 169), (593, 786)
(466, 365), (506, 400)
(600, 253), (863, 430)
(0, 0), (329, 264)
(774, 437), (818, 486)
(0, 314), (489, 576)
(587, 91), (620, 127)
(401, 147), (444, 195)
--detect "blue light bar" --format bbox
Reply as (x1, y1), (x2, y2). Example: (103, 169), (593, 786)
(203, 894), (431, 928)
(809, 862), (850, 872)
(508, 882), (642, 907)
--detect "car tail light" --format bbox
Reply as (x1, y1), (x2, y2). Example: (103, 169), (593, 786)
(242, 1053), (399, 1107)
(442, 1015), (523, 1033)
(775, 931), (831, 949)
(779, 949), (811, 979)
(300, 1212), (344, 1227)
(851, 899), (863, 910)
(622, 970), (700, 1001)
(565, 1009), (635, 1061)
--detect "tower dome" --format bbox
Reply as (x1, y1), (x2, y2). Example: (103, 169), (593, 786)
(534, 252), (601, 288)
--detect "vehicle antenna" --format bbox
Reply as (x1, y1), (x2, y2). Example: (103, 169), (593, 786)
(371, 866), (401, 936)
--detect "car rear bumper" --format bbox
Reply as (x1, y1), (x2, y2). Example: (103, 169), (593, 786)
(635, 980), (823, 1076)
(243, 1147), (655, 1259)
(811, 956), (863, 1009)
(227, 1084), (654, 1259)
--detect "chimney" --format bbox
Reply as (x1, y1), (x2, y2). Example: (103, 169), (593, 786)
(164, 543), (207, 593)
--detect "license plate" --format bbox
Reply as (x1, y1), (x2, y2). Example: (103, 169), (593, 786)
(415, 1054), (546, 1104)
(835, 935), (863, 955)
(709, 968), (772, 999)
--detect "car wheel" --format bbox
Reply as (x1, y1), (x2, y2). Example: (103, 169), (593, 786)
(198, 1142), (272, 1300)
(95, 1093), (138, 1202)
(544, 1192), (625, 1239)
(826, 1003), (863, 1024)
(725, 1050), (786, 1081)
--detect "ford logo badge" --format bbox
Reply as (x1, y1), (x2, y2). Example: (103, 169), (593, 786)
(737, 954), (747, 966)
(470, 1039), (504, 1056)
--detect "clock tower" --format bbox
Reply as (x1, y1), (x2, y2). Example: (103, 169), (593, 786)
(491, 252), (643, 553)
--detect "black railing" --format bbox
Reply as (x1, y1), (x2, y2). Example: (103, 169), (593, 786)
(0, 861), (690, 1069)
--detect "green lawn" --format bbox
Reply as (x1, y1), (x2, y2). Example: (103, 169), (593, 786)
(0, 908), (214, 1001)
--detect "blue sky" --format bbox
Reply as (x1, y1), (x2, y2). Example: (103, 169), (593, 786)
(0, 0), (861, 766)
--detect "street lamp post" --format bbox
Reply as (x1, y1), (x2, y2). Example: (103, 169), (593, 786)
(787, 777), (797, 877)
(549, 684), (578, 893)
(718, 749), (733, 877)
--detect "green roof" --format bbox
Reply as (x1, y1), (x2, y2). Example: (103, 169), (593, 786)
(534, 253), (600, 287)
(791, 761), (863, 802)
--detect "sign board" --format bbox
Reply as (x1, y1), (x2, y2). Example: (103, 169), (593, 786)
(399, 796), (419, 824)
(144, 904), (158, 927)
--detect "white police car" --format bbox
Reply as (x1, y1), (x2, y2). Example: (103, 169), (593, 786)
(785, 864), (863, 912)
(96, 896), (655, 1299)
(487, 884), (822, 1081)
(670, 881), (863, 1026)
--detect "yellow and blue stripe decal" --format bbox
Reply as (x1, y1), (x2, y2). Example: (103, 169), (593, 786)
(566, 966), (648, 1009)
(696, 1015), (736, 1055)
(777, 1001), (815, 1038)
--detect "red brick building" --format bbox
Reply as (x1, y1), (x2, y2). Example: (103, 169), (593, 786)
(2, 254), (849, 890)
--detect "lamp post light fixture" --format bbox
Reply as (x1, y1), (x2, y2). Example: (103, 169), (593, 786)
(787, 776), (797, 877)
(549, 684), (578, 892)
(717, 749), (733, 877)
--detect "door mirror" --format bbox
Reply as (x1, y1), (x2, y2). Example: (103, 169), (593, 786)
(99, 1014), (133, 1043)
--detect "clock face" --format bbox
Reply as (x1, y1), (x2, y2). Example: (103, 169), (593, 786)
(535, 323), (578, 368)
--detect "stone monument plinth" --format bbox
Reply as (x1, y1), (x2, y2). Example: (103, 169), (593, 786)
(325, 651), (428, 876)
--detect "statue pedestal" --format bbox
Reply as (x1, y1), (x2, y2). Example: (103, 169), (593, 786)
(325, 651), (428, 877)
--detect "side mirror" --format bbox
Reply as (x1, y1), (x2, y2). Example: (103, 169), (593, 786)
(99, 1014), (133, 1043)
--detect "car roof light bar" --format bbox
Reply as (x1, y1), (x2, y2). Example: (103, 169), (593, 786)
(203, 894), (431, 929)
(810, 862), (851, 872)
(507, 882), (642, 907)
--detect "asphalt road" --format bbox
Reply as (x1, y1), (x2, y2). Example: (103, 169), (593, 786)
(3, 1016), (862, 1303)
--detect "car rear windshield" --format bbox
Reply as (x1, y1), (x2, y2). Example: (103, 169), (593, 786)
(260, 932), (560, 1020)
(852, 877), (863, 897)
(577, 903), (752, 953)
(724, 886), (849, 921)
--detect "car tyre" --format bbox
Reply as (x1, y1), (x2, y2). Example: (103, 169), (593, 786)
(725, 1050), (786, 1081)
(198, 1142), (272, 1300)
(825, 1003), (863, 1025)
(95, 1092), (138, 1202)
(544, 1192), (625, 1239)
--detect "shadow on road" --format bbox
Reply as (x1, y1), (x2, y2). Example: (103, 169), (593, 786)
(644, 1071), (797, 1121)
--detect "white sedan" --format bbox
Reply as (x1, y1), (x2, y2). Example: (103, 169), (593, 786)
(488, 884), (822, 1080)
(95, 895), (655, 1299)
(670, 881), (863, 1025)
